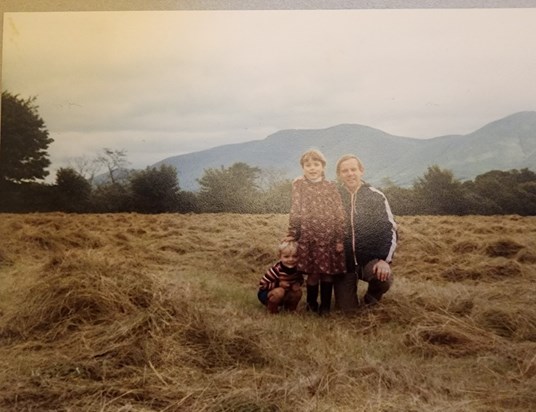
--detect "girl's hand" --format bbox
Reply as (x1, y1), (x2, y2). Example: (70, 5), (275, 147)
(336, 242), (344, 253)
(282, 235), (295, 242)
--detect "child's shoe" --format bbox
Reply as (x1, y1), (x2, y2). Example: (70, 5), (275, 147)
(267, 300), (280, 314)
(319, 281), (333, 316)
(306, 284), (319, 312)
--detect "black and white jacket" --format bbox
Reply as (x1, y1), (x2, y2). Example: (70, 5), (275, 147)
(338, 182), (398, 270)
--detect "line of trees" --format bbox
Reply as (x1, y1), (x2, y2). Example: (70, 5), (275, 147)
(3, 156), (536, 216)
(1, 90), (535, 215)
(383, 166), (536, 216)
(0, 159), (294, 214)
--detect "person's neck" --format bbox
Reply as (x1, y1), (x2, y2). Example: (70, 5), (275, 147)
(346, 182), (362, 193)
(305, 176), (323, 183)
(280, 262), (297, 271)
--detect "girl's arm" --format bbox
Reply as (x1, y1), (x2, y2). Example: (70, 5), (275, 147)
(287, 178), (303, 239)
(331, 183), (346, 244)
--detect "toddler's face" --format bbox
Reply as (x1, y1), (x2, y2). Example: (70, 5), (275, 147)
(280, 248), (298, 268)
(302, 159), (324, 181)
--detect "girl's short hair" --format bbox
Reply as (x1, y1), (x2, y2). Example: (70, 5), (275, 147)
(300, 149), (327, 167)
(279, 240), (298, 255)
(336, 154), (364, 176)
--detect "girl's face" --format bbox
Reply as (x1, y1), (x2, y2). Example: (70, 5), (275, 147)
(302, 158), (324, 180)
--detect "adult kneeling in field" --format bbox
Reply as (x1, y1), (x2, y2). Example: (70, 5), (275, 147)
(333, 154), (398, 311)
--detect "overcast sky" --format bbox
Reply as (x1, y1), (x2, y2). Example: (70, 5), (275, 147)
(2, 8), (536, 180)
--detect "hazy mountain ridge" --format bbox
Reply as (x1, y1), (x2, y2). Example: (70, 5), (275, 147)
(154, 111), (536, 190)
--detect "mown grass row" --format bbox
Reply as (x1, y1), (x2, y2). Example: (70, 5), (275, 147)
(0, 213), (535, 411)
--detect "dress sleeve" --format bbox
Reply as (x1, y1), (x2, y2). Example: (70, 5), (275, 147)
(330, 182), (346, 243)
(287, 178), (302, 239)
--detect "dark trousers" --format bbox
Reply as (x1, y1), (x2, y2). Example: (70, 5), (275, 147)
(333, 259), (393, 311)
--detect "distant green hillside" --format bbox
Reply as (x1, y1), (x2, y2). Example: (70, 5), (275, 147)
(154, 111), (536, 190)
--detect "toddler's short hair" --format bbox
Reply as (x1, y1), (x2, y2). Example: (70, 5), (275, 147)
(300, 149), (327, 168)
(279, 240), (298, 255)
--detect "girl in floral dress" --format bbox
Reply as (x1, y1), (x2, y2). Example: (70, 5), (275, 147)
(285, 149), (346, 314)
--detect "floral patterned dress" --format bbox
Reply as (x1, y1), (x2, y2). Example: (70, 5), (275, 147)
(288, 176), (346, 275)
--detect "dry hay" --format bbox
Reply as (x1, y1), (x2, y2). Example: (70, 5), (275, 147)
(397, 216), (536, 285)
(473, 308), (523, 339)
(471, 291), (536, 341)
(0, 248), (13, 266)
(1, 213), (536, 411)
(401, 287), (475, 319)
(485, 238), (525, 258)
(441, 258), (524, 281)
(222, 239), (275, 276)
(179, 314), (267, 371)
(471, 341), (536, 411)
(516, 248), (536, 264)
(0, 249), (183, 356)
(14, 226), (105, 260)
(404, 312), (501, 357)
(0, 250), (181, 409)
(509, 343), (536, 380)
(400, 232), (445, 256)
(452, 239), (481, 254)
(0, 247), (271, 411)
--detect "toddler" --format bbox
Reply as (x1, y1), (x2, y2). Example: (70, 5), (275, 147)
(258, 240), (304, 314)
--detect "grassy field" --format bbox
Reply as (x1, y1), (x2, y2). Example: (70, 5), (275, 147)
(0, 213), (535, 411)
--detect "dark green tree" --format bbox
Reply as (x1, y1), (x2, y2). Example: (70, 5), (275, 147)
(458, 180), (502, 215)
(177, 190), (199, 213)
(0, 91), (53, 183)
(413, 165), (469, 215)
(381, 184), (419, 215)
(518, 182), (536, 215)
(520, 181), (536, 196)
(130, 164), (180, 213)
(55, 167), (92, 212)
(197, 162), (261, 213)
(261, 178), (292, 213)
(473, 169), (536, 215)
(90, 183), (131, 213)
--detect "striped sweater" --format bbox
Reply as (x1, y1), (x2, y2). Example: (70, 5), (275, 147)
(258, 261), (304, 291)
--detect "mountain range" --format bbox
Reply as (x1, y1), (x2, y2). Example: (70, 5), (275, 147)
(154, 111), (536, 191)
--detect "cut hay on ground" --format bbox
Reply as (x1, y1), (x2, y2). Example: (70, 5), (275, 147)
(0, 213), (535, 411)
(404, 312), (501, 357)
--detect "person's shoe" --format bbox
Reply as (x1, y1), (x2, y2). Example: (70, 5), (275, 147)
(318, 304), (331, 316)
(306, 301), (319, 313)
(284, 299), (299, 312)
(267, 300), (280, 314)
(306, 284), (319, 313)
(318, 281), (333, 315)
